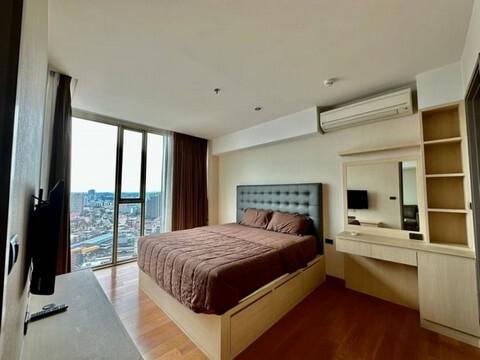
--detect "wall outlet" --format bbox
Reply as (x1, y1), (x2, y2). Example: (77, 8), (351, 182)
(325, 238), (334, 245)
(409, 233), (423, 240)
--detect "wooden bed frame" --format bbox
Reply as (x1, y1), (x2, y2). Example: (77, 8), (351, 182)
(140, 184), (325, 359)
(140, 255), (325, 360)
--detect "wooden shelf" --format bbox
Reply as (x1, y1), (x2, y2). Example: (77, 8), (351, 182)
(338, 142), (420, 156)
(422, 106), (460, 141)
(427, 208), (468, 214)
(425, 173), (464, 178)
(426, 177), (465, 209)
(424, 141), (462, 175)
(423, 137), (462, 145)
(428, 211), (467, 246)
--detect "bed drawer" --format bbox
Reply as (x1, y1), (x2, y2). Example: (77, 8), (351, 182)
(336, 238), (417, 266)
(274, 273), (303, 317)
(230, 292), (275, 357)
(302, 256), (326, 294)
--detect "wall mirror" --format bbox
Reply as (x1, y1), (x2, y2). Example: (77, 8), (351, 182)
(343, 158), (424, 235)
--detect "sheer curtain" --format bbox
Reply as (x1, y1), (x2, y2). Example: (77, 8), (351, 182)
(160, 132), (173, 232)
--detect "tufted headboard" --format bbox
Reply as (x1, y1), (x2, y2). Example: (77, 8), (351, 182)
(236, 183), (323, 254)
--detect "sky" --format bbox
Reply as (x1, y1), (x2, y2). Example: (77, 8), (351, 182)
(71, 118), (164, 193)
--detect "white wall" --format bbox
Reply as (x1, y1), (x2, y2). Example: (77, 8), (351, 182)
(207, 144), (219, 225)
(212, 107), (318, 155)
(217, 113), (420, 278)
(0, 0), (48, 358)
(462, 0), (480, 92)
(416, 0), (480, 106)
(416, 62), (464, 109)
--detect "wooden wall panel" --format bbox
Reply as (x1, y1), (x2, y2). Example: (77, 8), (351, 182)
(344, 254), (419, 310)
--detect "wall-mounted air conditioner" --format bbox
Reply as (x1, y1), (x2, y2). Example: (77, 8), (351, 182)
(319, 88), (413, 133)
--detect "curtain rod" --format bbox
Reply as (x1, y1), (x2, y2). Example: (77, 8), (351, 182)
(48, 67), (79, 98)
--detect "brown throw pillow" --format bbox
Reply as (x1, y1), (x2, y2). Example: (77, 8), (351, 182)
(240, 208), (273, 229)
(266, 212), (311, 236)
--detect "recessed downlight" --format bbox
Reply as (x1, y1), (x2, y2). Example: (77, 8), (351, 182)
(323, 78), (336, 87)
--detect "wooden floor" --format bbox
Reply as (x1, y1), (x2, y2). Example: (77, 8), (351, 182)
(95, 262), (480, 360)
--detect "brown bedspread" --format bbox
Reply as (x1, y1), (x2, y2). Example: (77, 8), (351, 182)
(137, 223), (317, 314)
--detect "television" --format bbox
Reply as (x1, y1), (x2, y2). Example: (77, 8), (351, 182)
(29, 180), (65, 295)
(347, 190), (368, 209)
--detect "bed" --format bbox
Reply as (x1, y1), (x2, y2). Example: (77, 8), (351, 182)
(138, 183), (325, 359)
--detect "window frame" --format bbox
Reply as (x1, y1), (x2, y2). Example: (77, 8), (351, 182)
(71, 109), (169, 269)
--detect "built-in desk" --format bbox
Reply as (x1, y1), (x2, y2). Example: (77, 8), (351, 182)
(337, 231), (475, 259)
(337, 101), (480, 347)
(22, 270), (142, 360)
(336, 231), (480, 347)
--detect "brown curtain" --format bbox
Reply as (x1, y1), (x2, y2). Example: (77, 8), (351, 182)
(48, 74), (72, 274)
(172, 132), (208, 230)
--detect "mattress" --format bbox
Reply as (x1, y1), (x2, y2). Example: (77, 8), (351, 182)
(137, 223), (317, 314)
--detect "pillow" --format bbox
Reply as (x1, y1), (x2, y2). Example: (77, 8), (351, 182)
(266, 212), (311, 236)
(240, 208), (273, 229)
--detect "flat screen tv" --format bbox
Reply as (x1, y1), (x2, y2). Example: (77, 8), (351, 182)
(347, 190), (368, 209)
(29, 180), (65, 295)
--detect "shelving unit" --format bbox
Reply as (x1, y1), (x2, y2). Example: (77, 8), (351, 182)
(420, 103), (470, 246)
(419, 105), (479, 347)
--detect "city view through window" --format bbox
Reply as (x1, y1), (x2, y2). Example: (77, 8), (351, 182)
(70, 118), (165, 271)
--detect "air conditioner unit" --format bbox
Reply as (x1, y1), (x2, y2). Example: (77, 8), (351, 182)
(319, 88), (413, 133)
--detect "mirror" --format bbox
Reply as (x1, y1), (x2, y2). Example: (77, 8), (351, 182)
(345, 160), (420, 231)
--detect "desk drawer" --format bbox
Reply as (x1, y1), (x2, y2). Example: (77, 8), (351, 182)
(336, 238), (417, 266)
(336, 238), (371, 257)
(371, 244), (417, 266)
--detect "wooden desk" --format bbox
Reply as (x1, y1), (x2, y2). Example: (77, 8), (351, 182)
(336, 231), (480, 347)
(22, 270), (142, 360)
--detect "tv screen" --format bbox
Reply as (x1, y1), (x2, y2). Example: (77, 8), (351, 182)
(29, 181), (64, 295)
(347, 190), (368, 209)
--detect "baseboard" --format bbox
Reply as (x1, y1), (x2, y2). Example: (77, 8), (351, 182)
(421, 319), (480, 348)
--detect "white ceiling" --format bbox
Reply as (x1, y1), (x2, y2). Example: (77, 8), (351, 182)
(49, 0), (473, 139)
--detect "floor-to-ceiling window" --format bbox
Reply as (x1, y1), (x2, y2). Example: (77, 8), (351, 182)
(70, 116), (170, 270)
(144, 133), (165, 236)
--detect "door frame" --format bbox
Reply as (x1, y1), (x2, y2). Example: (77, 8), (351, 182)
(465, 53), (480, 313)
(0, 0), (24, 332)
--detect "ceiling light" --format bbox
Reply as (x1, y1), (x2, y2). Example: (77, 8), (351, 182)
(254, 106), (262, 111)
(323, 78), (336, 87)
